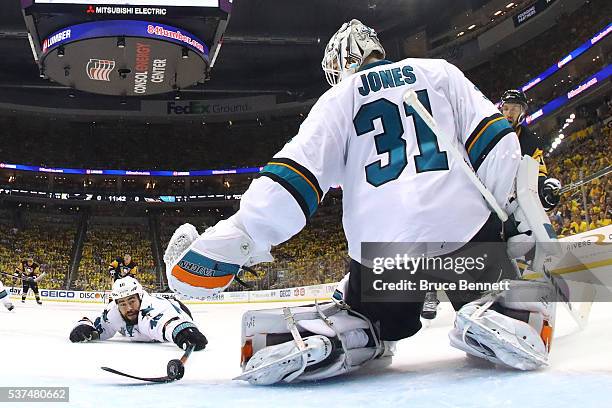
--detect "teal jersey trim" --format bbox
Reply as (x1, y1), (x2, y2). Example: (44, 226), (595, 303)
(178, 250), (240, 277)
(359, 59), (394, 72)
(172, 321), (196, 341)
(261, 160), (321, 219)
(467, 116), (514, 171)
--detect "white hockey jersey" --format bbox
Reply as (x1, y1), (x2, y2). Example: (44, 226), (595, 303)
(0, 281), (12, 307)
(236, 58), (521, 262)
(84, 293), (196, 343)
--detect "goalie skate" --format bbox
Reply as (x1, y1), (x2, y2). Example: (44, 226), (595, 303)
(450, 300), (549, 370)
(233, 335), (333, 385)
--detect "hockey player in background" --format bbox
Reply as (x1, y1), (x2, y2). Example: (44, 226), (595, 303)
(15, 257), (45, 305)
(69, 276), (207, 352)
(500, 89), (561, 211)
(0, 280), (14, 311)
(164, 20), (557, 384)
(108, 253), (138, 282)
(422, 89), (563, 319)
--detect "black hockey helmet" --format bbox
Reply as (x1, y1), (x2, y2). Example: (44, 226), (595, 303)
(501, 89), (528, 127)
(501, 89), (528, 109)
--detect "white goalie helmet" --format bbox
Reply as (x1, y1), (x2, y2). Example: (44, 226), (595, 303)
(111, 276), (144, 302)
(322, 19), (385, 86)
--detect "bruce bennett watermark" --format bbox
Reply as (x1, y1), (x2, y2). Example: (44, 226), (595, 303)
(372, 278), (510, 292)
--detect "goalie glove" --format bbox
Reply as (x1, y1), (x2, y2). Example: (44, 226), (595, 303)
(165, 217), (273, 299)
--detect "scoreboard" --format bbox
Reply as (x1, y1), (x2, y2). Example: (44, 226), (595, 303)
(30, 1), (217, 6)
(21, 0), (231, 96)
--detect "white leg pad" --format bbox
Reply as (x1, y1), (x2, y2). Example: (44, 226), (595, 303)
(239, 302), (382, 384)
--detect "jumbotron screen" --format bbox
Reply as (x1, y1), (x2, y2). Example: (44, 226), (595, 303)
(22, 0), (231, 96)
(32, 0), (226, 7)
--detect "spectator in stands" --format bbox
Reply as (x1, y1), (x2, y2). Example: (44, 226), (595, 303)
(76, 223), (158, 292)
(468, 0), (611, 102)
(0, 212), (73, 290)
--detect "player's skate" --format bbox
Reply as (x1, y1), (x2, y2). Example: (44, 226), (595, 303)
(4, 301), (14, 311)
(237, 335), (334, 385)
(163, 223), (200, 268)
(421, 291), (440, 320)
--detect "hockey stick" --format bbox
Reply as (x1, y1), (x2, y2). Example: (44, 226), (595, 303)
(1, 271), (46, 282)
(403, 90), (508, 222)
(402, 89), (591, 328)
(101, 344), (195, 383)
(0, 271), (30, 281)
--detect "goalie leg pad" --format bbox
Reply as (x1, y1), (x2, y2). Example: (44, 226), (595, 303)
(449, 280), (555, 370)
(238, 302), (383, 385)
(506, 156), (561, 267)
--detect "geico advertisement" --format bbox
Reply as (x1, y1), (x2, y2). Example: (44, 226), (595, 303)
(9, 288), (108, 302)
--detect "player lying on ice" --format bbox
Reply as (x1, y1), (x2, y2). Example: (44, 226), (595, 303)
(164, 20), (561, 384)
(69, 276), (207, 352)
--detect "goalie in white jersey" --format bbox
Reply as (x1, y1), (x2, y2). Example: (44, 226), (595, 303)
(164, 20), (556, 383)
(69, 277), (208, 352)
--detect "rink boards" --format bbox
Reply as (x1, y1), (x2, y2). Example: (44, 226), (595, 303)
(8, 225), (611, 305)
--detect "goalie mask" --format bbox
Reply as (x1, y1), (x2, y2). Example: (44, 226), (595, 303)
(322, 19), (385, 86)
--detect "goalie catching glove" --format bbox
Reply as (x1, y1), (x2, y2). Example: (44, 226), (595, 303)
(164, 218), (272, 299)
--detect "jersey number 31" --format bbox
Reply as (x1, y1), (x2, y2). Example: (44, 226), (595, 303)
(353, 89), (449, 187)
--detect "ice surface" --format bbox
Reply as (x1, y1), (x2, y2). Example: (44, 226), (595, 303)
(1, 299), (611, 408)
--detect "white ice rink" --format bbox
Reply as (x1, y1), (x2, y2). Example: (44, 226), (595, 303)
(1, 299), (611, 408)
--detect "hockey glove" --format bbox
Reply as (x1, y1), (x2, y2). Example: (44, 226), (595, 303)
(165, 218), (272, 299)
(172, 323), (208, 351)
(504, 205), (535, 260)
(69, 319), (100, 343)
(539, 178), (561, 211)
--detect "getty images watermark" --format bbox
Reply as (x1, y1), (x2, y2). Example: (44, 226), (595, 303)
(371, 252), (510, 293)
(360, 240), (612, 303)
(359, 242), (518, 303)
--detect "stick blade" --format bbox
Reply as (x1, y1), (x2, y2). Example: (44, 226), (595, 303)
(100, 366), (173, 383)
